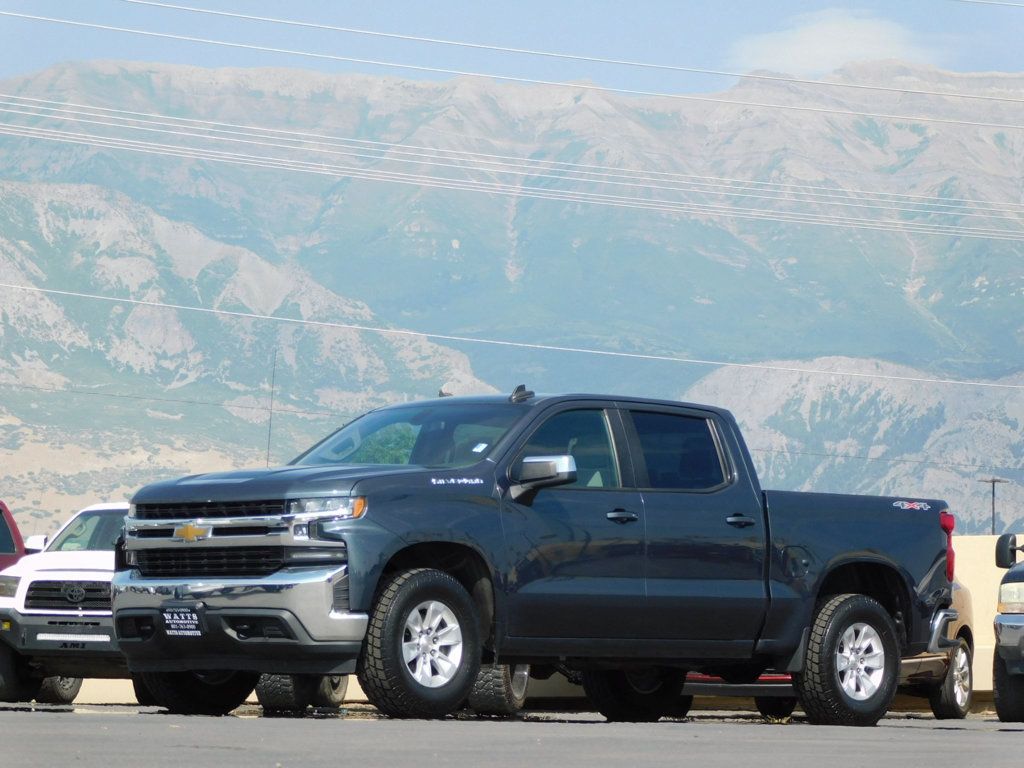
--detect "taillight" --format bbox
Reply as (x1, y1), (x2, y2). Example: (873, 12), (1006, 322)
(940, 510), (955, 582)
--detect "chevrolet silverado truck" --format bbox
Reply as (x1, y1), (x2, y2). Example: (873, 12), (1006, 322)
(112, 388), (958, 725)
(993, 533), (1024, 722)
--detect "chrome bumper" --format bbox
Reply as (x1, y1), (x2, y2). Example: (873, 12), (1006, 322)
(926, 608), (959, 653)
(995, 613), (1024, 662)
(111, 565), (368, 643)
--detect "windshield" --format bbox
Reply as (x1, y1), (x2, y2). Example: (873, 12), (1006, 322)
(48, 509), (127, 552)
(293, 403), (524, 468)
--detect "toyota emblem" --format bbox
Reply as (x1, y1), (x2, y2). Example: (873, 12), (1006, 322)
(62, 583), (87, 604)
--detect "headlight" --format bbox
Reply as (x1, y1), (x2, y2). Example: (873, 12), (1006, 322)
(287, 496), (366, 519)
(0, 576), (20, 598)
(128, 503), (137, 517)
(999, 582), (1024, 614)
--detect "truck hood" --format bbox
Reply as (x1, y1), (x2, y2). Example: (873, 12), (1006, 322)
(131, 464), (437, 504)
(3, 550), (114, 577)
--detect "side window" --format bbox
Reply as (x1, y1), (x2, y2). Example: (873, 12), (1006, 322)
(630, 411), (726, 490)
(0, 515), (13, 554)
(519, 409), (620, 489)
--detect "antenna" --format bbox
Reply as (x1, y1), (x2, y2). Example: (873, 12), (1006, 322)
(509, 384), (534, 403)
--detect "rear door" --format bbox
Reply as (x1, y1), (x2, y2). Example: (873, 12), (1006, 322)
(499, 404), (646, 639)
(621, 407), (768, 650)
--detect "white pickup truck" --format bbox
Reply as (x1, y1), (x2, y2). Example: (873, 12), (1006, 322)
(0, 503), (129, 703)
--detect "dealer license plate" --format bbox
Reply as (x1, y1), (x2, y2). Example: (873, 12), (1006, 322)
(162, 606), (204, 638)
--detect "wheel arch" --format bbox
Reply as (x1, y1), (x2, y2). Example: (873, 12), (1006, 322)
(815, 560), (913, 649)
(380, 541), (497, 648)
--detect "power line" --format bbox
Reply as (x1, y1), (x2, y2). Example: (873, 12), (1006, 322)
(6, 92), (1023, 214)
(746, 445), (1022, 474)
(117, 0), (1024, 107)
(948, 0), (1024, 7)
(5, 120), (1023, 241)
(4, 103), (1020, 225)
(3, 10), (1024, 132)
(0, 378), (334, 417)
(3, 281), (1023, 392)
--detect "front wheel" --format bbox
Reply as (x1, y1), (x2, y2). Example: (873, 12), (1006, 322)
(142, 670), (259, 715)
(467, 663), (530, 716)
(0, 644), (42, 703)
(357, 568), (481, 719)
(994, 653), (1024, 722)
(792, 594), (899, 726)
(928, 637), (972, 719)
(35, 676), (83, 705)
(582, 668), (686, 722)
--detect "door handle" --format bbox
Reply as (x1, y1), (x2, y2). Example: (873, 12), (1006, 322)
(606, 509), (639, 524)
(726, 514), (756, 528)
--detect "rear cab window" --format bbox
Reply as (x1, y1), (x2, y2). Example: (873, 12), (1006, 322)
(625, 410), (728, 491)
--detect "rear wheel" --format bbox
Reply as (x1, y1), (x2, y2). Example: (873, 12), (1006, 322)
(467, 663), (530, 716)
(0, 644), (42, 703)
(142, 670), (259, 715)
(755, 696), (798, 719)
(255, 674), (319, 713)
(357, 568), (481, 719)
(993, 654), (1024, 723)
(928, 638), (972, 719)
(35, 676), (83, 705)
(792, 594), (899, 726)
(582, 668), (686, 722)
(312, 675), (349, 708)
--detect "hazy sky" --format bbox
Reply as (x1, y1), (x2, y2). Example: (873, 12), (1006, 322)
(0, 0), (1021, 92)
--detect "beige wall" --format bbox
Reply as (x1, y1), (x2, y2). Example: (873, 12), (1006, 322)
(77, 534), (1008, 705)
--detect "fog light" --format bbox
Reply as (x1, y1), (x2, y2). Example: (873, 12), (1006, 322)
(293, 523), (309, 540)
(1, 621), (11, 632)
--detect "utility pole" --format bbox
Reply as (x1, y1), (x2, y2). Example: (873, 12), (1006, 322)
(978, 477), (1009, 535)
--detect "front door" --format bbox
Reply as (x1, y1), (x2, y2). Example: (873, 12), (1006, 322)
(500, 406), (646, 640)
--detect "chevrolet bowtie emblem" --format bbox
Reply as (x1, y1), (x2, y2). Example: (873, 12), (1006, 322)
(172, 522), (210, 543)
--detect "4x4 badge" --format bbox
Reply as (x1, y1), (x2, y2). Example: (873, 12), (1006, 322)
(172, 522), (210, 543)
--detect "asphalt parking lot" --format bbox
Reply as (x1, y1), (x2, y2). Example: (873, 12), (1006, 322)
(2, 703), (1021, 768)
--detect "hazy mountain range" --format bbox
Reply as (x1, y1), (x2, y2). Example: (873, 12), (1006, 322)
(0, 60), (1020, 533)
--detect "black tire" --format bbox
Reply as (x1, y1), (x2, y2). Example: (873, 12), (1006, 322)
(792, 594), (899, 727)
(993, 653), (1024, 723)
(668, 694), (694, 718)
(141, 670), (259, 716)
(255, 674), (319, 713)
(132, 674), (158, 706)
(34, 676), (83, 705)
(468, 663), (530, 716)
(928, 637), (972, 720)
(357, 568), (481, 719)
(756, 696), (798, 719)
(311, 675), (349, 709)
(581, 668), (686, 722)
(0, 644), (42, 703)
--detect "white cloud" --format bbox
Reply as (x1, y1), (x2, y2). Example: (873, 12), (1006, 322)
(728, 9), (942, 77)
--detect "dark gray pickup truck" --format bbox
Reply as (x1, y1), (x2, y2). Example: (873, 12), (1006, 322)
(112, 388), (958, 725)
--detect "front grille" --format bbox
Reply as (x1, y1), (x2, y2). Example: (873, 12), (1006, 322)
(25, 581), (111, 611)
(133, 500), (286, 520)
(135, 547), (285, 578)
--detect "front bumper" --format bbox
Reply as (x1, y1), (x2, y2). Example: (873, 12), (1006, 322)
(0, 607), (126, 677)
(111, 564), (368, 675)
(995, 613), (1024, 675)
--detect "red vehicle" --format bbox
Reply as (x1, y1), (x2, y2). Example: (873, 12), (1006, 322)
(0, 501), (26, 571)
